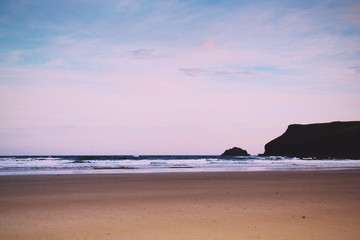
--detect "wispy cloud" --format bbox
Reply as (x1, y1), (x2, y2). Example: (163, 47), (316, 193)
(127, 48), (172, 59)
(179, 68), (257, 77)
(115, 0), (143, 14)
(349, 66), (360, 75)
(339, 3), (360, 24)
(178, 68), (206, 77)
(213, 70), (258, 76)
(7, 50), (23, 63)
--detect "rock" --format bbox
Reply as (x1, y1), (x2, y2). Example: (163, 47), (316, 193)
(221, 147), (249, 156)
(263, 121), (360, 159)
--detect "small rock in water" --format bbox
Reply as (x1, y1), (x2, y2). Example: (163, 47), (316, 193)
(221, 147), (249, 156)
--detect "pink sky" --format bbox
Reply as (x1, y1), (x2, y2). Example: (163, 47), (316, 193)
(1, 0), (359, 155)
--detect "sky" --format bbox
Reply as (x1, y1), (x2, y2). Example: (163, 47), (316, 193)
(0, 0), (359, 155)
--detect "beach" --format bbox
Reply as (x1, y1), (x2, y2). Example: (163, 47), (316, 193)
(1, 170), (360, 240)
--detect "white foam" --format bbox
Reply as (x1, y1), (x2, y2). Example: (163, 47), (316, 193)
(1, 155), (360, 175)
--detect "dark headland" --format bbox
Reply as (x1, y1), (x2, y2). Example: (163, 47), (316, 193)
(262, 121), (360, 159)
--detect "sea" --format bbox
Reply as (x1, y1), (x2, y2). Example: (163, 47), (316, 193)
(1, 155), (360, 175)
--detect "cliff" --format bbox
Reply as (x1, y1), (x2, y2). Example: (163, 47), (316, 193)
(263, 121), (360, 159)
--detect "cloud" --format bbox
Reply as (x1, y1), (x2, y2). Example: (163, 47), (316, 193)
(179, 68), (258, 77)
(8, 50), (23, 62)
(339, 3), (360, 24)
(213, 70), (258, 76)
(349, 66), (360, 75)
(178, 68), (206, 77)
(116, 0), (143, 14)
(127, 48), (172, 59)
(45, 59), (64, 68)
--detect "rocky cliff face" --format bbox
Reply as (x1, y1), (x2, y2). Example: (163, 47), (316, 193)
(263, 121), (360, 159)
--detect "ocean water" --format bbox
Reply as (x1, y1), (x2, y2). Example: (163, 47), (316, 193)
(1, 155), (360, 175)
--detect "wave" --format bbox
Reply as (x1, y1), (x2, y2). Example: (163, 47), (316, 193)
(1, 155), (360, 175)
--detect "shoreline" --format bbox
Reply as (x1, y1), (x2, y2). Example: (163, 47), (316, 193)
(1, 169), (360, 239)
(2, 165), (360, 176)
(2, 155), (360, 176)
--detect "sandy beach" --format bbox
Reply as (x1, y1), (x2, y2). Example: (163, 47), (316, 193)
(1, 170), (360, 240)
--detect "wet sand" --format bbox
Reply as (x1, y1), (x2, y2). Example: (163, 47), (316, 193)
(1, 170), (360, 240)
